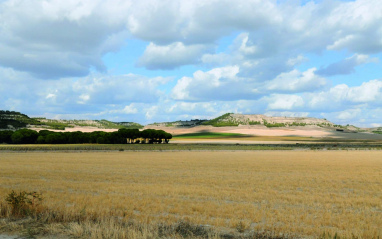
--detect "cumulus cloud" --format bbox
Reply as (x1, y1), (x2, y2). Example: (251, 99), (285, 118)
(0, 0), (131, 78)
(2, 0), (382, 77)
(267, 94), (304, 110)
(321, 108), (382, 127)
(308, 79), (382, 110)
(171, 66), (327, 103)
(317, 54), (378, 76)
(71, 74), (169, 105)
(122, 104), (139, 114)
(171, 66), (264, 101)
(266, 68), (327, 93)
(346, 80), (382, 103)
(138, 42), (211, 70)
(0, 68), (169, 116)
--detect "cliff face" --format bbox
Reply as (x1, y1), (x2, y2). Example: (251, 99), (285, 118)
(230, 114), (333, 126)
(147, 113), (335, 128)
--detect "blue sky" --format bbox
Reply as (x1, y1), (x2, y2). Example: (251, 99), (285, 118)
(0, 0), (381, 127)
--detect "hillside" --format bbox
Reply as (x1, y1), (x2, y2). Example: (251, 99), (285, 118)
(0, 110), (143, 130)
(150, 113), (346, 129)
(1, 110), (379, 135)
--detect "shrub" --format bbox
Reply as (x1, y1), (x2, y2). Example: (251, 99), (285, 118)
(174, 220), (210, 237)
(5, 190), (43, 217)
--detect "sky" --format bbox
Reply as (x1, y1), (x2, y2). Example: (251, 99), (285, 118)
(0, 0), (381, 127)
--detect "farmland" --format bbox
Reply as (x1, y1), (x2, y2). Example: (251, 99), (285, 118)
(1, 151), (382, 238)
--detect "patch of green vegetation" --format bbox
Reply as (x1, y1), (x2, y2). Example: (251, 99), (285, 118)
(317, 123), (331, 127)
(97, 120), (126, 129)
(201, 113), (239, 127)
(373, 131), (382, 135)
(248, 121), (261, 125)
(333, 124), (346, 129)
(289, 122), (307, 126)
(1, 110), (143, 130)
(174, 132), (248, 138)
(0, 110), (41, 129)
(263, 119), (286, 128)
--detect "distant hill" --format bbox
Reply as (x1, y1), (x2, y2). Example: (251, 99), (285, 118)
(0, 110), (40, 129)
(149, 113), (334, 128)
(1, 110), (378, 134)
(202, 113), (334, 127)
(0, 110), (143, 130)
(148, 113), (368, 133)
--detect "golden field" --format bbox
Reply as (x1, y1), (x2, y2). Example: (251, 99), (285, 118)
(1, 151), (382, 238)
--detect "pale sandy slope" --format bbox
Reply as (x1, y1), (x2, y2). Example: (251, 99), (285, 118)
(147, 125), (382, 141)
(146, 125), (331, 137)
(30, 125), (382, 141)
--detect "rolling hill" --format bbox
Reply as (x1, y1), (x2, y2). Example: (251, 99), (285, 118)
(0, 110), (143, 130)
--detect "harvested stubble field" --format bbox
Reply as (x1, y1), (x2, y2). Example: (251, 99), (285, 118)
(1, 151), (382, 238)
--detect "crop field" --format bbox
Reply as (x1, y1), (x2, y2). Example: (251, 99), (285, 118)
(0, 143), (295, 151)
(1, 151), (382, 238)
(173, 133), (320, 142)
(173, 132), (250, 138)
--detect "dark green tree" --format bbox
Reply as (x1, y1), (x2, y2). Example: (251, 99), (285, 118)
(11, 129), (38, 144)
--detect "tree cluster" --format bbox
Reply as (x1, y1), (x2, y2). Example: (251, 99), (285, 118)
(0, 128), (172, 144)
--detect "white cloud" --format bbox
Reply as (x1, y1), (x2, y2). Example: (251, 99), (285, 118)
(286, 55), (308, 67)
(145, 105), (159, 120)
(0, 68), (170, 116)
(46, 93), (56, 99)
(336, 108), (362, 121)
(0, 0), (130, 78)
(138, 42), (211, 70)
(78, 94), (90, 104)
(71, 74), (169, 104)
(266, 68), (327, 93)
(171, 67), (327, 103)
(347, 80), (382, 103)
(171, 66), (263, 101)
(309, 79), (382, 109)
(267, 94), (304, 110)
(122, 104), (138, 114)
(1, 0), (382, 77)
(321, 107), (382, 127)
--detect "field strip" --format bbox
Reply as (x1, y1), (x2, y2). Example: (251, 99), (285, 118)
(1, 151), (382, 238)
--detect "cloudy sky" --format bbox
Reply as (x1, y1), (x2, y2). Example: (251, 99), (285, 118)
(1, 0), (381, 127)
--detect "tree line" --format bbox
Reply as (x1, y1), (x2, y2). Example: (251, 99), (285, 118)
(0, 128), (172, 144)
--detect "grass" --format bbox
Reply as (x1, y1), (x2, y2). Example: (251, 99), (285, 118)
(0, 143), (293, 151)
(1, 151), (382, 238)
(0, 142), (381, 152)
(201, 113), (239, 127)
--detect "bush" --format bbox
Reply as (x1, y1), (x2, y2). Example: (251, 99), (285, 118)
(5, 190), (43, 217)
(174, 220), (210, 237)
(202, 113), (239, 127)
